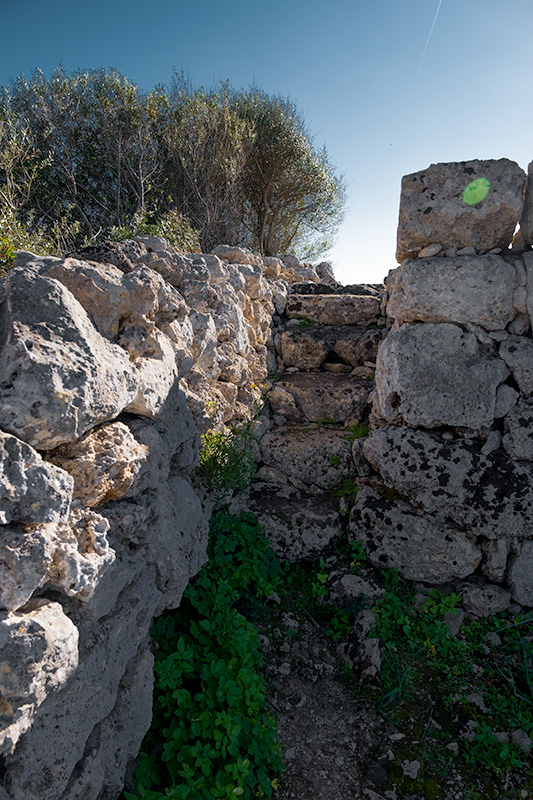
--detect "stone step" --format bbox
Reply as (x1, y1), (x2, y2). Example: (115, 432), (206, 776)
(247, 486), (343, 561)
(268, 372), (372, 425)
(285, 293), (381, 326)
(280, 325), (382, 371)
(258, 425), (356, 492)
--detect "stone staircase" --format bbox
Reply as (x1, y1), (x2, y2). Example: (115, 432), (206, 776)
(247, 281), (386, 561)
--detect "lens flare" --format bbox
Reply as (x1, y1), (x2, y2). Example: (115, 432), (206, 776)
(463, 178), (490, 205)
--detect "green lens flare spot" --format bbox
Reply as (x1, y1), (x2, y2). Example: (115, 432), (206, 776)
(463, 177), (491, 205)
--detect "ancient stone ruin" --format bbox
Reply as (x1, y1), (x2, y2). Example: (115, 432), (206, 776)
(1, 155), (533, 798)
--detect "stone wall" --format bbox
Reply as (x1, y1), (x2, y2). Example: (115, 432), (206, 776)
(352, 157), (533, 616)
(4, 155), (533, 798)
(0, 239), (339, 799)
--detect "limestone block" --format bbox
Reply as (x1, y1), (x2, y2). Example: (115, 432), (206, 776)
(248, 488), (342, 561)
(508, 541), (533, 605)
(0, 526), (55, 612)
(46, 507), (116, 601)
(0, 265), (139, 449)
(187, 310), (219, 378)
(280, 329), (329, 369)
(50, 422), (149, 507)
(67, 239), (148, 272)
(286, 294), (380, 326)
(332, 328), (382, 367)
(499, 336), (533, 395)
(482, 538), (509, 583)
(363, 427), (533, 541)
(3, 577), (159, 800)
(386, 255), (517, 330)
(123, 328), (180, 418)
(350, 487), (482, 583)
(211, 244), (255, 265)
(396, 159), (526, 262)
(458, 583), (511, 617)
(269, 373), (372, 425)
(502, 398), (533, 461)
(260, 428), (355, 491)
(374, 323), (509, 428)
(0, 431), (73, 526)
(57, 647), (154, 800)
(0, 599), (79, 755)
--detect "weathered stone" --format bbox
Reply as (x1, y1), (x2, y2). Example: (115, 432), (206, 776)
(494, 384), (519, 418)
(350, 487), (482, 583)
(269, 373), (372, 425)
(3, 578), (158, 799)
(417, 243), (442, 258)
(57, 647), (153, 800)
(458, 582), (511, 617)
(482, 538), (509, 583)
(0, 431), (73, 526)
(520, 160), (533, 246)
(328, 571), (385, 607)
(0, 599), (79, 755)
(332, 328), (382, 367)
(386, 255), (518, 330)
(363, 427), (533, 541)
(286, 294), (380, 326)
(0, 264), (139, 449)
(67, 239), (148, 272)
(374, 323), (509, 428)
(50, 422), (148, 507)
(502, 398), (533, 460)
(396, 159), (526, 262)
(0, 526), (56, 612)
(260, 427), (355, 491)
(280, 329), (329, 370)
(499, 336), (533, 395)
(248, 488), (343, 561)
(507, 542), (533, 605)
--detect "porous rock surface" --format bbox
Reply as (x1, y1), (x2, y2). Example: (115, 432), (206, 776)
(396, 158), (526, 261)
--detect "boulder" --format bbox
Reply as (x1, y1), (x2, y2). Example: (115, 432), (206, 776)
(269, 373), (372, 425)
(386, 255), (518, 330)
(350, 487), (482, 583)
(280, 326), (382, 370)
(0, 599), (79, 755)
(286, 294), (380, 325)
(0, 430), (73, 526)
(50, 422), (149, 507)
(458, 582), (511, 617)
(507, 542), (533, 606)
(520, 160), (533, 246)
(260, 427), (355, 490)
(502, 398), (533, 461)
(248, 488), (343, 561)
(396, 159), (526, 262)
(0, 264), (139, 449)
(374, 323), (509, 428)
(363, 427), (533, 541)
(499, 336), (533, 395)
(280, 329), (329, 370)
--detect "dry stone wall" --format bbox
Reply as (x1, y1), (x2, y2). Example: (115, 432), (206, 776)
(352, 156), (533, 615)
(0, 234), (371, 799)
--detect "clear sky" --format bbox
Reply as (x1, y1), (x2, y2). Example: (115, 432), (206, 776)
(1, 0), (532, 285)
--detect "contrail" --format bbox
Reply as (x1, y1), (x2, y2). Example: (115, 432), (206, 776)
(415, 0), (445, 80)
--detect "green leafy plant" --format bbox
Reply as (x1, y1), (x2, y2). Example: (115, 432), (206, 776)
(126, 510), (283, 800)
(346, 422), (369, 441)
(197, 422), (257, 495)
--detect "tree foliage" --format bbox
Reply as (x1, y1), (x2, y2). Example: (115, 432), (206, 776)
(0, 67), (346, 262)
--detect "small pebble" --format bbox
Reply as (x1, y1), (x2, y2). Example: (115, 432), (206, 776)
(418, 243), (442, 258)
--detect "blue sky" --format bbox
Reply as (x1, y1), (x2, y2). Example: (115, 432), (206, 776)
(1, 0), (532, 284)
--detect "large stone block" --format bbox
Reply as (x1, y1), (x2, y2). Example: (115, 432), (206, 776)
(351, 487), (482, 583)
(260, 427), (355, 490)
(363, 427), (533, 541)
(374, 323), (509, 428)
(396, 159), (526, 262)
(269, 373), (372, 425)
(286, 294), (380, 325)
(0, 599), (79, 755)
(0, 265), (139, 449)
(387, 255), (518, 330)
